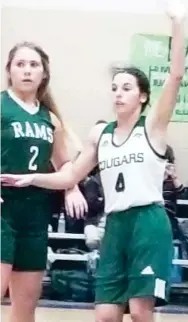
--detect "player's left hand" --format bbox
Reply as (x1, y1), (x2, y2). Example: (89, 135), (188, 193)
(0, 174), (35, 187)
(165, 0), (187, 21)
(64, 185), (88, 219)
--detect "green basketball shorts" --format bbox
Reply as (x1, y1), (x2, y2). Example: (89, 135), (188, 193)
(95, 204), (173, 307)
(1, 197), (51, 271)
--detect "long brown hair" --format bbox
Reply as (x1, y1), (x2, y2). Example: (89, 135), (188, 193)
(6, 41), (65, 130)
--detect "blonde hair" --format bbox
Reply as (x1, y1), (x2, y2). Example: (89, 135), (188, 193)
(6, 41), (65, 131)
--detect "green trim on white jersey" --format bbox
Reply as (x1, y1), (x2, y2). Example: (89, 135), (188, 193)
(98, 116), (166, 214)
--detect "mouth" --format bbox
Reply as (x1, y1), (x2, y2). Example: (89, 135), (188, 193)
(115, 101), (124, 106)
(22, 79), (33, 83)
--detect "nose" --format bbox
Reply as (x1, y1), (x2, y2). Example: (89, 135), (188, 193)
(23, 63), (31, 75)
(116, 88), (122, 98)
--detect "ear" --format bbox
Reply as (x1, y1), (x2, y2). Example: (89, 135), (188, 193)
(140, 93), (147, 104)
(43, 71), (47, 79)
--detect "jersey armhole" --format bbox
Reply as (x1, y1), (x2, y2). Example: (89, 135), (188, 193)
(96, 122), (115, 155)
(144, 125), (166, 160)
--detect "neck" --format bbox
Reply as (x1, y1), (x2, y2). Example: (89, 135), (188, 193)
(10, 87), (37, 105)
(117, 107), (141, 130)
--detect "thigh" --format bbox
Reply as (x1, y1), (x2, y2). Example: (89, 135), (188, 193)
(127, 204), (173, 306)
(1, 263), (12, 299)
(13, 233), (48, 271)
(95, 212), (128, 304)
(10, 271), (44, 304)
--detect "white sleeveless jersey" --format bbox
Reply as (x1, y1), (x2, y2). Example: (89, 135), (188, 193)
(98, 117), (166, 214)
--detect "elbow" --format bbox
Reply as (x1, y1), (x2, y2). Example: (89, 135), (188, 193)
(56, 168), (78, 190)
(62, 173), (78, 190)
(64, 176), (77, 190)
(170, 70), (184, 81)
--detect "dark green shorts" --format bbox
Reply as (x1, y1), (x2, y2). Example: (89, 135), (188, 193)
(1, 198), (51, 271)
(95, 204), (173, 307)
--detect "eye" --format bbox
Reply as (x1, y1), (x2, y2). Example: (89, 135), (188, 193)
(112, 84), (117, 92)
(17, 61), (25, 68)
(123, 85), (131, 91)
(30, 61), (39, 67)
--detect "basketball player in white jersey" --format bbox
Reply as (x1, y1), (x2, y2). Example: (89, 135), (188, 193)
(1, 1), (186, 321)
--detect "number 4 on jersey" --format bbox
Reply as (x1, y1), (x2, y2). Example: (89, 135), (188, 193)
(115, 172), (125, 192)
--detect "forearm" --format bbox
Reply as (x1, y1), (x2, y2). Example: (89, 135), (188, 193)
(32, 159), (91, 190)
(146, 16), (186, 129)
(32, 171), (76, 190)
(170, 18), (185, 78)
(43, 134), (98, 190)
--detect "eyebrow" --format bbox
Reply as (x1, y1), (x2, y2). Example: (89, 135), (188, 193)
(16, 59), (40, 63)
(123, 82), (133, 86)
(112, 82), (132, 86)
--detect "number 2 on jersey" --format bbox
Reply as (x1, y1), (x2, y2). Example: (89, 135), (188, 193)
(115, 172), (125, 192)
(29, 146), (39, 171)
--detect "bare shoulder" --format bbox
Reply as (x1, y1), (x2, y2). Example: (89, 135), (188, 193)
(88, 123), (107, 147)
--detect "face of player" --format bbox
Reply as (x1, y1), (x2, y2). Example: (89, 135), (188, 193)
(111, 72), (147, 118)
(7, 47), (45, 96)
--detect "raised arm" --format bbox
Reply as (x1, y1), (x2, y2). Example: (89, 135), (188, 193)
(146, 0), (186, 151)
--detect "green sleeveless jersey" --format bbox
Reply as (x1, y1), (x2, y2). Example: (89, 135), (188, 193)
(1, 90), (55, 199)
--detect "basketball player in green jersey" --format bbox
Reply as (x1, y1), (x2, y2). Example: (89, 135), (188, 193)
(0, 42), (88, 322)
(2, 1), (186, 321)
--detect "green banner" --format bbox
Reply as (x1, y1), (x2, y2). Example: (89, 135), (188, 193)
(130, 34), (188, 122)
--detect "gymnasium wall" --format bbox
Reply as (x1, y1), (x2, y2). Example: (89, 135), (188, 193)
(1, 6), (188, 183)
